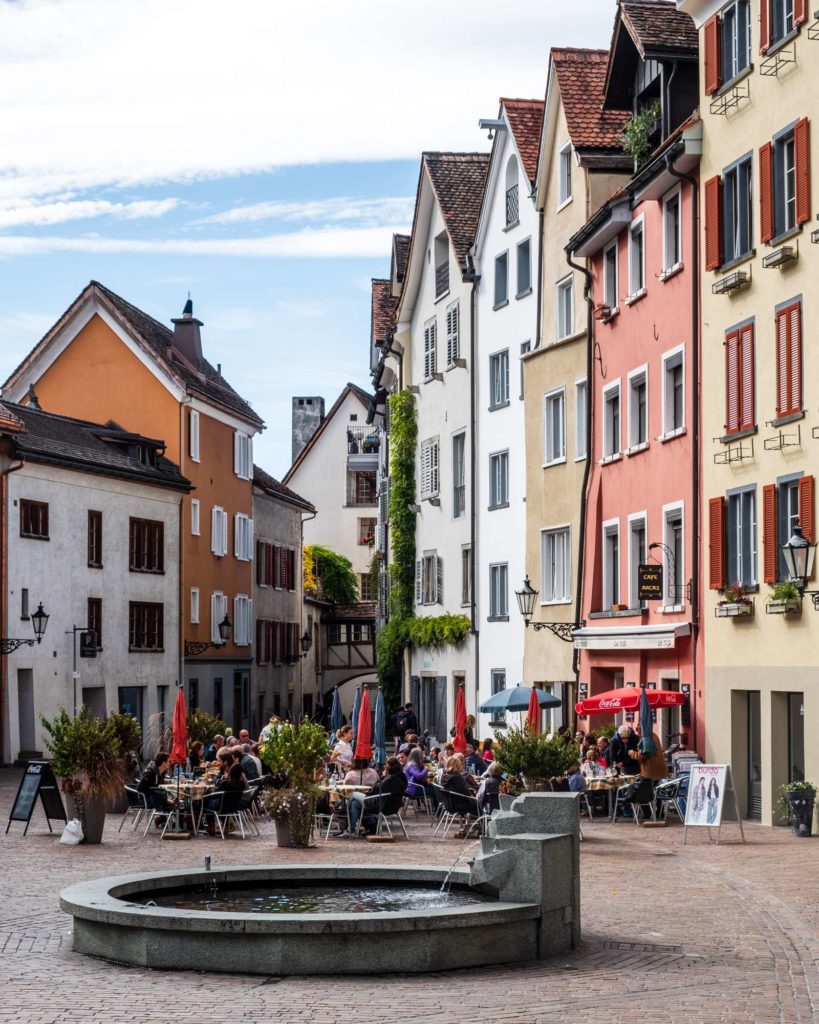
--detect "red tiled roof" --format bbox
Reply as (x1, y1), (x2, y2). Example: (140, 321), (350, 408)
(393, 234), (410, 282)
(371, 279), (398, 347)
(501, 98), (545, 186)
(423, 152), (490, 274)
(552, 48), (631, 151)
(620, 0), (698, 56)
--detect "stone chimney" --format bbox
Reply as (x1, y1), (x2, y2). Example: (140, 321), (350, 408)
(171, 297), (204, 369)
(292, 396), (325, 463)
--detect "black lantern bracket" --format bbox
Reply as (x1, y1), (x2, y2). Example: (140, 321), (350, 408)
(185, 614), (233, 657)
(528, 620), (583, 643)
(1, 602), (49, 655)
(515, 575), (582, 643)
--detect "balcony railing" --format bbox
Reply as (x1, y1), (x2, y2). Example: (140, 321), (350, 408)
(506, 184), (519, 226)
(347, 424), (380, 455)
(435, 261), (449, 298)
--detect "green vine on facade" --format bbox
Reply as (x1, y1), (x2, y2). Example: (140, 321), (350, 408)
(622, 100), (661, 169)
(304, 544), (358, 604)
(376, 390), (471, 708)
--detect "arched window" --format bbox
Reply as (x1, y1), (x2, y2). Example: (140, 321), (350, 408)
(505, 155), (519, 226)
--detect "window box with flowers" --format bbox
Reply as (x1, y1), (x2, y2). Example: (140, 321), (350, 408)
(765, 581), (802, 615)
(715, 582), (754, 619)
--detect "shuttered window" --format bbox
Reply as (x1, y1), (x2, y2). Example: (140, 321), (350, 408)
(704, 15), (720, 95)
(446, 302), (459, 366)
(725, 323), (754, 434)
(775, 301), (802, 418)
(760, 0), (770, 51)
(762, 484), (778, 584)
(423, 320), (437, 379)
(794, 118), (811, 227)
(211, 506), (228, 556)
(210, 591), (228, 644)
(799, 475), (815, 545)
(419, 437), (440, 499)
(704, 176), (722, 270)
(759, 142), (774, 243)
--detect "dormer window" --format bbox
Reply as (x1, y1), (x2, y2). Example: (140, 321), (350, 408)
(505, 156), (519, 226)
(558, 142), (573, 208)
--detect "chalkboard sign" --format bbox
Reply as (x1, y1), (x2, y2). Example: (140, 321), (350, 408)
(6, 761), (67, 836)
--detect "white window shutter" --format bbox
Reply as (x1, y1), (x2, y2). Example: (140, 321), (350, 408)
(415, 560), (422, 603)
(234, 431), (241, 476)
(431, 442), (439, 495)
(221, 511), (228, 556)
(234, 514), (241, 558)
(211, 508), (219, 554)
(436, 555), (444, 604)
(189, 409), (200, 461)
(211, 593), (219, 643)
(233, 596), (240, 642)
(248, 519), (254, 558)
(247, 599), (252, 644)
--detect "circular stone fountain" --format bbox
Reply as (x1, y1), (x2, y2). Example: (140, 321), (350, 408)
(60, 865), (541, 975)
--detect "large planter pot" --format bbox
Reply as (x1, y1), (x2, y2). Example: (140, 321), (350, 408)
(523, 776), (555, 793)
(77, 793), (107, 845)
(787, 790), (816, 838)
(273, 795), (315, 848)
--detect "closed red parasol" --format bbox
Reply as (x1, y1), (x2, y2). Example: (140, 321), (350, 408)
(526, 686), (541, 734)
(354, 686), (373, 761)
(575, 685), (686, 716)
(170, 686), (188, 765)
(453, 686), (468, 753)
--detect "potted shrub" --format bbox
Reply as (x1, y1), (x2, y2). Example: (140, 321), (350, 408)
(766, 581), (802, 615)
(780, 781), (816, 837)
(40, 707), (127, 844)
(492, 727), (578, 793)
(716, 582), (754, 618)
(259, 719), (328, 847)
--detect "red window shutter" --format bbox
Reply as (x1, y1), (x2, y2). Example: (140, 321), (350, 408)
(704, 16), (721, 95)
(759, 142), (774, 243)
(794, 0), (808, 26)
(762, 484), (778, 584)
(709, 497), (726, 590)
(760, 0), (770, 52)
(704, 176), (723, 271)
(776, 303), (802, 418)
(794, 118), (811, 226)
(725, 330), (740, 434)
(279, 548), (288, 589)
(289, 549), (296, 590)
(256, 541), (263, 586)
(799, 475), (815, 544)
(739, 323), (755, 430)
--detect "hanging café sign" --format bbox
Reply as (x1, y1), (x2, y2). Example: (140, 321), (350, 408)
(637, 563), (664, 602)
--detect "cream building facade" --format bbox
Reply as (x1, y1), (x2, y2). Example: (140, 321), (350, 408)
(680, 0), (818, 824)
(524, 48), (631, 724)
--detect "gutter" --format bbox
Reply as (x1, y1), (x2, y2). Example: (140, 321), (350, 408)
(665, 151), (701, 756)
(466, 269), (480, 716)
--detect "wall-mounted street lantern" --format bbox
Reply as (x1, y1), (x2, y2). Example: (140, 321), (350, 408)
(184, 614), (233, 657)
(1, 602), (49, 655)
(514, 576), (579, 643)
(782, 523), (819, 609)
(300, 630), (313, 657)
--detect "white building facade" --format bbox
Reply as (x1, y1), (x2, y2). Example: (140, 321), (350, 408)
(2, 404), (187, 762)
(472, 100), (543, 734)
(397, 152), (488, 744)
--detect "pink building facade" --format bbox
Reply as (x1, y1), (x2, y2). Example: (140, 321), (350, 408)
(565, 3), (703, 753)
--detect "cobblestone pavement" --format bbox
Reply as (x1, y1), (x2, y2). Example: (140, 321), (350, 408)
(0, 769), (816, 1024)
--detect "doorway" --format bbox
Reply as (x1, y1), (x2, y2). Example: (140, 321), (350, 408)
(787, 692), (805, 783)
(658, 678), (680, 751)
(746, 691), (761, 820)
(82, 686), (107, 720)
(16, 669), (36, 755)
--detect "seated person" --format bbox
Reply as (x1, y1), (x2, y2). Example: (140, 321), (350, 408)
(441, 755), (477, 798)
(343, 757), (380, 788)
(475, 761), (502, 814)
(595, 736), (610, 765)
(214, 762), (247, 793)
(581, 749), (606, 779)
(403, 748), (430, 798)
(429, 746), (442, 767)
(329, 726), (354, 769)
(241, 744), (262, 781)
(188, 741), (205, 772)
(480, 738), (494, 762)
(567, 760), (586, 793)
(137, 751), (174, 810)
(341, 757), (407, 837)
(204, 734), (224, 762)
(211, 746), (233, 781)
(463, 744), (486, 776)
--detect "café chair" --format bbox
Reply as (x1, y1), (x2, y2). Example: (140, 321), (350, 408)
(611, 777), (657, 826)
(655, 776), (686, 822)
(119, 785), (153, 834)
(205, 790), (249, 839)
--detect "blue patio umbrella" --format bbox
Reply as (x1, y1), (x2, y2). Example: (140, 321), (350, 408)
(329, 686), (343, 735)
(373, 687), (387, 765)
(478, 685), (561, 714)
(639, 687), (657, 756)
(350, 685), (361, 749)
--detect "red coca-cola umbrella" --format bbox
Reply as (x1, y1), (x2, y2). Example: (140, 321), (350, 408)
(170, 686), (188, 765)
(453, 686), (468, 753)
(575, 685), (685, 716)
(354, 686), (373, 761)
(526, 686), (541, 734)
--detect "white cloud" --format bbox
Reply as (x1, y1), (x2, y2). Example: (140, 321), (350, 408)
(0, 225), (403, 259)
(199, 196), (415, 227)
(0, 197), (179, 228)
(0, 0), (615, 201)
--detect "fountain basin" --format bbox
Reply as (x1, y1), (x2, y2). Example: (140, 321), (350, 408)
(60, 865), (541, 976)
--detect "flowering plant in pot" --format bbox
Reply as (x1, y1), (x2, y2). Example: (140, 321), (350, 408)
(779, 781), (816, 837)
(40, 707), (127, 844)
(259, 719), (328, 847)
(492, 727), (578, 793)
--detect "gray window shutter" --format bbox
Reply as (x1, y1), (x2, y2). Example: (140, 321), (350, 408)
(436, 555), (444, 605)
(415, 560), (422, 604)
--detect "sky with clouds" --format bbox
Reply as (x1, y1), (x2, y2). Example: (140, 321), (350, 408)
(0, 0), (615, 475)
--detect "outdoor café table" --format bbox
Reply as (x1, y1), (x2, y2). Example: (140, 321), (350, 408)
(585, 774), (639, 820)
(318, 783), (372, 832)
(159, 779), (214, 835)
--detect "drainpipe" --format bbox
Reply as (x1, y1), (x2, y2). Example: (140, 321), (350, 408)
(300, 507), (317, 710)
(0, 458), (25, 762)
(466, 269), (481, 719)
(665, 152), (700, 756)
(564, 248), (594, 731)
(535, 210), (545, 348)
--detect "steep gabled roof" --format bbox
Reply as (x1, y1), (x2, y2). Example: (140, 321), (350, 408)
(392, 234), (410, 283)
(282, 382), (371, 484)
(5, 401), (190, 490)
(423, 152), (490, 274)
(3, 281), (264, 430)
(552, 48), (631, 152)
(371, 279), (398, 347)
(621, 0), (698, 55)
(502, 98), (545, 186)
(253, 464), (315, 512)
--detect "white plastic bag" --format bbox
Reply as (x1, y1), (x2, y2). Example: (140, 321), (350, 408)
(59, 818), (84, 845)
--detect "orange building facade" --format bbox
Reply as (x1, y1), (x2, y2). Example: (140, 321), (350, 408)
(2, 282), (264, 735)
